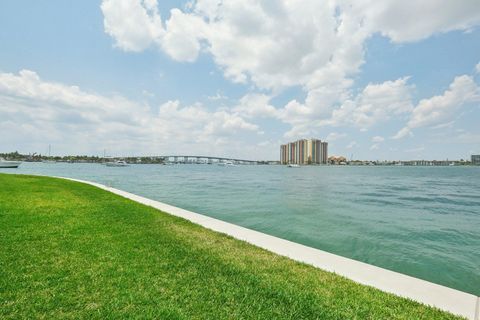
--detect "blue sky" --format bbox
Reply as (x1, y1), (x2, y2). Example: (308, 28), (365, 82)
(0, 0), (479, 160)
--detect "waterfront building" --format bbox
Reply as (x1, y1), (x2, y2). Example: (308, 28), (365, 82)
(328, 156), (347, 165)
(472, 155), (480, 165)
(280, 139), (328, 164)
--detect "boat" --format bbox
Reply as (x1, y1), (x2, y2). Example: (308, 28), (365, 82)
(218, 160), (235, 166)
(287, 164), (300, 168)
(0, 159), (21, 168)
(105, 160), (129, 167)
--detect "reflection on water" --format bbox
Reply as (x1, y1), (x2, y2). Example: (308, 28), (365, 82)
(2, 163), (480, 295)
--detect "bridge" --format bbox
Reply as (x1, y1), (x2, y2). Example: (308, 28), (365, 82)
(148, 155), (258, 165)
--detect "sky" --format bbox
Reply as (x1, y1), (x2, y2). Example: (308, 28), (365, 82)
(0, 0), (479, 160)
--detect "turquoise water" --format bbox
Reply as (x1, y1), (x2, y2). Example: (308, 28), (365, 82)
(2, 163), (479, 295)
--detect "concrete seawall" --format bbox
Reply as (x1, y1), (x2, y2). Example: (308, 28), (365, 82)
(60, 176), (479, 320)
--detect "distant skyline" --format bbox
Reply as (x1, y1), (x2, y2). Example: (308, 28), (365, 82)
(1, 0), (479, 160)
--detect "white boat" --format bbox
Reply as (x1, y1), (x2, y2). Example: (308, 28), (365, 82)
(0, 159), (21, 168)
(218, 160), (235, 166)
(287, 163), (300, 168)
(105, 160), (129, 167)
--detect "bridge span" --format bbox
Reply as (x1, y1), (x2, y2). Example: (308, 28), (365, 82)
(148, 155), (258, 165)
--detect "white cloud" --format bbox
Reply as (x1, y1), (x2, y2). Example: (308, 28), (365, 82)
(410, 75), (479, 128)
(160, 9), (206, 62)
(431, 121), (455, 129)
(330, 77), (414, 129)
(326, 132), (347, 141)
(227, 77), (409, 141)
(100, 1), (480, 142)
(142, 89), (155, 98)
(233, 93), (277, 118)
(372, 136), (385, 143)
(104, 0), (359, 90)
(207, 91), (227, 101)
(102, 1), (480, 64)
(157, 100), (258, 141)
(101, 0), (164, 52)
(276, 77), (414, 138)
(392, 127), (413, 139)
(349, 0), (480, 43)
(0, 70), (261, 157)
(394, 75), (480, 139)
(476, 62), (480, 74)
(370, 144), (380, 150)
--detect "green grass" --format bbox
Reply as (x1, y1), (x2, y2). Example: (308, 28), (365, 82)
(0, 174), (463, 319)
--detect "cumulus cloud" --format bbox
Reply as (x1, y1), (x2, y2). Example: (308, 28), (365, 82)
(330, 77), (414, 130)
(394, 75), (480, 139)
(102, 0), (480, 85)
(326, 132), (347, 141)
(160, 9), (206, 62)
(0, 69), (260, 157)
(409, 76), (479, 128)
(101, 0), (164, 52)
(275, 77), (414, 138)
(101, 1), (480, 139)
(233, 93), (277, 118)
(349, 0), (480, 43)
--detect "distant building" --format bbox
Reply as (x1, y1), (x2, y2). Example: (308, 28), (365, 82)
(280, 138), (328, 165)
(328, 156), (347, 165)
(472, 155), (480, 165)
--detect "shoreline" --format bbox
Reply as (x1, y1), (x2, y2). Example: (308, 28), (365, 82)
(49, 175), (479, 320)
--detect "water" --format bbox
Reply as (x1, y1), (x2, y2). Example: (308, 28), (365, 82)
(2, 163), (479, 295)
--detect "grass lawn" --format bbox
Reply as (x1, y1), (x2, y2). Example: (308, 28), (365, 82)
(0, 174), (463, 319)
